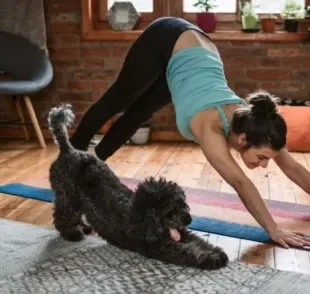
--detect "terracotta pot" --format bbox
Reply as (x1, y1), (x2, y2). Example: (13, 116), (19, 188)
(196, 12), (217, 33)
(260, 17), (277, 33)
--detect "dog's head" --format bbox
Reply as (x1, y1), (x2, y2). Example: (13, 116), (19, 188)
(128, 177), (191, 243)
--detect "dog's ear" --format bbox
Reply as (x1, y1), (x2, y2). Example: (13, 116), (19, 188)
(128, 208), (164, 243)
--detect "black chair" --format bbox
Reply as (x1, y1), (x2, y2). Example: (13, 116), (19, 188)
(0, 30), (53, 148)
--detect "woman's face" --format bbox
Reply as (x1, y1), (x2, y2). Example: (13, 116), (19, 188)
(235, 133), (280, 169)
(240, 146), (279, 169)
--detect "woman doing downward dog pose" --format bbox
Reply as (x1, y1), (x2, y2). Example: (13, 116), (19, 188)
(70, 17), (310, 249)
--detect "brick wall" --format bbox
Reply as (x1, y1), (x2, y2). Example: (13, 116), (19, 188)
(1, 0), (310, 139)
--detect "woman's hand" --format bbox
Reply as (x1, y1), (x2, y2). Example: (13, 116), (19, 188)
(269, 226), (310, 249)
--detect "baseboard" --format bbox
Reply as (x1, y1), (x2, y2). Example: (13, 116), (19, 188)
(0, 127), (188, 142)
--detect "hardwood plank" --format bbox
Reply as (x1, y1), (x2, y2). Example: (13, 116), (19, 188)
(290, 153), (310, 205)
(135, 142), (178, 180)
(267, 157), (296, 203)
(239, 240), (275, 268)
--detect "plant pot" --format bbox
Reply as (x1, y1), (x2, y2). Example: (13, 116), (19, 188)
(196, 12), (217, 33)
(130, 124), (151, 145)
(284, 19), (299, 32)
(242, 15), (259, 30)
(260, 17), (277, 33)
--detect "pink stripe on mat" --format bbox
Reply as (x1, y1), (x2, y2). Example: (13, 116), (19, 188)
(120, 178), (310, 222)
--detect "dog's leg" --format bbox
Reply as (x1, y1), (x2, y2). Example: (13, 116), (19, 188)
(53, 190), (84, 242)
(149, 233), (228, 270)
(79, 216), (93, 235)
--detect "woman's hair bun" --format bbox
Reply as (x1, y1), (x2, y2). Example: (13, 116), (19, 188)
(246, 90), (279, 116)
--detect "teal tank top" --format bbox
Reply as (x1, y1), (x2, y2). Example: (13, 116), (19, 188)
(166, 46), (246, 141)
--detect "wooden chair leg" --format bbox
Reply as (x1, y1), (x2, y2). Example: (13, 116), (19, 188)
(15, 96), (30, 140)
(23, 96), (46, 149)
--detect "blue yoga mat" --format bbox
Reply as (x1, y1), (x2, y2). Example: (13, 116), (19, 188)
(0, 183), (271, 243)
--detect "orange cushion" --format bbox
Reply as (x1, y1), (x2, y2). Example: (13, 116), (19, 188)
(277, 105), (310, 152)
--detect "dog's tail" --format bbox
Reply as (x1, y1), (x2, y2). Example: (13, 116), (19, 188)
(48, 104), (75, 153)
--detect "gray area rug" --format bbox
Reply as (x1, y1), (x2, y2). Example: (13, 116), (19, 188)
(0, 0), (47, 50)
(0, 218), (310, 293)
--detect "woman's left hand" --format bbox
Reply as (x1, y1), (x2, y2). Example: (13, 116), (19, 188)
(269, 226), (310, 249)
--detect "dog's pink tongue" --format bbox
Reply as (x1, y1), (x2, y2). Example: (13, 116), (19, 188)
(170, 229), (181, 242)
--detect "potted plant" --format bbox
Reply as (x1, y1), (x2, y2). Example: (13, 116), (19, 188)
(280, 0), (306, 32)
(240, 1), (260, 32)
(260, 14), (277, 33)
(193, 0), (217, 33)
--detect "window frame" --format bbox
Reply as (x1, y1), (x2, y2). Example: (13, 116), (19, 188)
(81, 0), (310, 41)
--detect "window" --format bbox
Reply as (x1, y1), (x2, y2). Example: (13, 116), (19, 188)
(183, 0), (237, 13)
(107, 0), (153, 13)
(252, 0), (305, 14)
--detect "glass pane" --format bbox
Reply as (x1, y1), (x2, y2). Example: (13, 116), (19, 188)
(108, 0), (153, 13)
(252, 0), (305, 13)
(183, 0), (236, 13)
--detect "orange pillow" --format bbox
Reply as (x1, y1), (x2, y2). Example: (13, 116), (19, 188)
(277, 105), (310, 152)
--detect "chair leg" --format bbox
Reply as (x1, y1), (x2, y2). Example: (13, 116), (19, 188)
(15, 96), (30, 140)
(23, 96), (46, 149)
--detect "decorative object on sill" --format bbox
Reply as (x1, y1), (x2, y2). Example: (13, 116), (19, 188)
(239, 1), (260, 32)
(279, 98), (310, 107)
(130, 122), (151, 145)
(106, 1), (140, 31)
(260, 14), (277, 33)
(193, 0), (217, 33)
(280, 0), (306, 32)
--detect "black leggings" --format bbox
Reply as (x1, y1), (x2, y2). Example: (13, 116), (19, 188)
(70, 17), (211, 160)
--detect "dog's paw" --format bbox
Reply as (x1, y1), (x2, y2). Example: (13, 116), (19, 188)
(81, 224), (93, 235)
(61, 229), (84, 242)
(200, 247), (229, 270)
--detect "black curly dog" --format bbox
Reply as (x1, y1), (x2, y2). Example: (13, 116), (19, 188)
(48, 104), (228, 270)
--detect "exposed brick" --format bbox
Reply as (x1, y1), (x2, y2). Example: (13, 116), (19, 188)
(247, 69), (291, 80)
(52, 59), (82, 68)
(48, 35), (81, 47)
(281, 57), (304, 68)
(258, 82), (280, 91)
(58, 91), (93, 102)
(81, 47), (112, 57)
(81, 58), (105, 68)
(224, 57), (259, 67)
(46, 0), (81, 12)
(281, 81), (306, 92)
(292, 70), (310, 79)
(113, 47), (129, 57)
(49, 47), (81, 59)
(71, 69), (116, 80)
(220, 48), (266, 58)
(259, 58), (281, 67)
(67, 80), (92, 91)
(267, 48), (310, 57)
(48, 23), (80, 34)
(235, 81), (257, 92)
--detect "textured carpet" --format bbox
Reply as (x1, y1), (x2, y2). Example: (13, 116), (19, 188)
(0, 218), (310, 293)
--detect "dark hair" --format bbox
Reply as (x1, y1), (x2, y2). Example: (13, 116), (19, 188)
(231, 90), (287, 150)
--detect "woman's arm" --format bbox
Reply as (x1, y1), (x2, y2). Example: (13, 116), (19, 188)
(273, 148), (310, 194)
(198, 125), (310, 248)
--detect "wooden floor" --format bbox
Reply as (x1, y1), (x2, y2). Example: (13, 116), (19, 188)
(1, 139), (310, 275)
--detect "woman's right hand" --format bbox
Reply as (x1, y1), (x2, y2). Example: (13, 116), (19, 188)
(269, 226), (310, 249)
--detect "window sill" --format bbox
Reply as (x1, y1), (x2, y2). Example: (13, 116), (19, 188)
(83, 29), (310, 42)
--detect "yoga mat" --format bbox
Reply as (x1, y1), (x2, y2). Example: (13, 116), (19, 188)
(1, 177), (310, 244)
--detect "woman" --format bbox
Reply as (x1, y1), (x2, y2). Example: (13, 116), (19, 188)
(70, 17), (310, 248)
